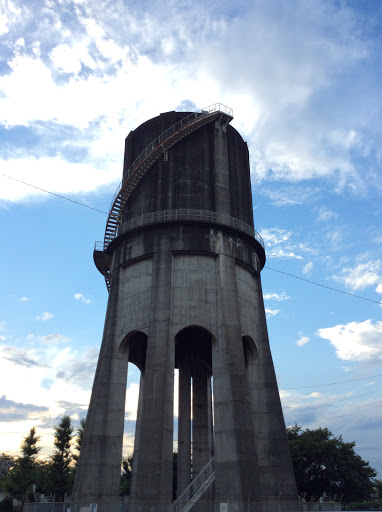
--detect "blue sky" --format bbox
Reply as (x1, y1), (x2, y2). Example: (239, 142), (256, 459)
(0, 0), (381, 476)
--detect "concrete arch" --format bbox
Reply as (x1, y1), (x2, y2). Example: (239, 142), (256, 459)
(119, 330), (148, 373)
(174, 325), (214, 497)
(242, 335), (259, 367)
(175, 325), (214, 375)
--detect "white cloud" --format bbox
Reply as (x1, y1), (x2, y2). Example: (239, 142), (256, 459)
(317, 206), (337, 222)
(265, 308), (279, 317)
(19, 297), (30, 302)
(260, 227), (292, 246)
(296, 336), (310, 347)
(268, 249), (303, 260)
(309, 392), (322, 398)
(0, 0), (378, 205)
(260, 227), (307, 260)
(0, 335), (6, 341)
(0, 156), (120, 203)
(302, 262), (313, 275)
(35, 312), (54, 321)
(317, 320), (382, 362)
(74, 293), (92, 304)
(50, 44), (84, 74)
(0, 12), (9, 36)
(263, 292), (290, 301)
(332, 259), (382, 291)
(38, 334), (70, 344)
(376, 284), (382, 294)
(260, 186), (318, 207)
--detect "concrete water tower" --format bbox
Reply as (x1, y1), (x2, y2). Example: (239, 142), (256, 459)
(72, 104), (298, 512)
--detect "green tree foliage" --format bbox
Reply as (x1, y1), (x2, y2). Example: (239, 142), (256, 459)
(287, 425), (376, 503)
(120, 455), (133, 496)
(0, 428), (41, 502)
(375, 479), (382, 499)
(72, 417), (86, 466)
(47, 415), (73, 501)
(0, 454), (14, 477)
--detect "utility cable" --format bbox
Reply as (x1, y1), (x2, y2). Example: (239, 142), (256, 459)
(286, 402), (382, 422)
(264, 266), (381, 304)
(282, 388), (382, 409)
(284, 374), (382, 390)
(0, 173), (109, 215)
(1, 172), (380, 304)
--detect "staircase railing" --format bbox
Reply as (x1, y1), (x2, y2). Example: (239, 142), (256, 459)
(172, 457), (215, 512)
(97, 103), (233, 290)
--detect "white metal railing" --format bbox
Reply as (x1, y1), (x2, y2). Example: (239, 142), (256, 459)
(107, 103), (233, 221)
(116, 209), (264, 249)
(172, 457), (215, 512)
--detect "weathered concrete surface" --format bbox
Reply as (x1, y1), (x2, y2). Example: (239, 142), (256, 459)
(72, 111), (298, 512)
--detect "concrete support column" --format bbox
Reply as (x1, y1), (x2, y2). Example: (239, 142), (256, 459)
(130, 373), (144, 494)
(192, 365), (210, 476)
(212, 252), (259, 507)
(72, 276), (129, 511)
(129, 247), (174, 512)
(247, 273), (298, 504)
(207, 375), (214, 457)
(177, 354), (191, 496)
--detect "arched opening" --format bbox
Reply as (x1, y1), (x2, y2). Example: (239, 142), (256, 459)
(174, 326), (214, 499)
(242, 335), (258, 368)
(119, 331), (148, 480)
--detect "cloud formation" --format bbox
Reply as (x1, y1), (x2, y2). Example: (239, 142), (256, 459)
(302, 262), (313, 275)
(0, 0), (380, 206)
(35, 312), (54, 321)
(317, 320), (382, 363)
(0, 345), (46, 368)
(38, 334), (70, 344)
(332, 259), (382, 291)
(74, 293), (92, 304)
(296, 336), (310, 347)
(0, 395), (48, 422)
(263, 292), (290, 301)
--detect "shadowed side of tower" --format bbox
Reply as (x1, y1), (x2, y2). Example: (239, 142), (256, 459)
(72, 106), (298, 512)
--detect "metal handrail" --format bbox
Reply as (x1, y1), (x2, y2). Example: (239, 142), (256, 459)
(110, 103), (233, 207)
(104, 103), (233, 250)
(116, 209), (264, 249)
(172, 456), (215, 512)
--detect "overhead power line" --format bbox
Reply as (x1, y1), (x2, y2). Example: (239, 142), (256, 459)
(264, 266), (381, 304)
(1, 173), (380, 305)
(282, 388), (382, 409)
(284, 373), (382, 390)
(0, 173), (108, 215)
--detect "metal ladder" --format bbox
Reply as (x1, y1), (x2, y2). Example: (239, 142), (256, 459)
(172, 457), (215, 512)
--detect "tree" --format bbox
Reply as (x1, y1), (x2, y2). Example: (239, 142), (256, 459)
(47, 416), (73, 501)
(0, 454), (14, 477)
(287, 425), (376, 503)
(120, 455), (133, 496)
(375, 479), (382, 499)
(1, 428), (41, 502)
(72, 417), (86, 466)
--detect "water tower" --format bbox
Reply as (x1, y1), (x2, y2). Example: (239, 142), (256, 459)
(72, 104), (298, 512)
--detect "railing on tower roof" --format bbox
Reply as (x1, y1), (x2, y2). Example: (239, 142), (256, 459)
(104, 103), (234, 252)
(95, 103), (235, 290)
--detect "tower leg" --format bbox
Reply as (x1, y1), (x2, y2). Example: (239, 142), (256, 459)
(192, 364), (211, 475)
(71, 311), (129, 511)
(212, 253), (259, 508)
(177, 353), (191, 497)
(247, 273), (298, 506)
(130, 373), (144, 495)
(129, 248), (174, 512)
